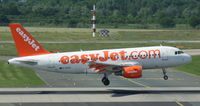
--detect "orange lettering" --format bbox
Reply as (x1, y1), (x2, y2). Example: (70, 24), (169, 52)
(60, 56), (69, 64)
(81, 54), (88, 64)
(139, 50), (147, 59)
(148, 50), (161, 58)
(110, 52), (119, 61)
(99, 51), (109, 61)
(119, 50), (127, 60)
(70, 55), (80, 64)
(89, 53), (99, 61)
(129, 51), (138, 60)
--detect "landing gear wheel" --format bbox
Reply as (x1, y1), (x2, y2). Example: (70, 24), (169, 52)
(162, 68), (169, 80)
(102, 77), (110, 86)
(163, 75), (168, 80)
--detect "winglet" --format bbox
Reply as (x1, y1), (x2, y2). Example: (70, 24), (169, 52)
(9, 23), (50, 57)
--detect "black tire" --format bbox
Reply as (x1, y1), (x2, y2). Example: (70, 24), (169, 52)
(163, 75), (168, 80)
(103, 79), (110, 86)
(102, 77), (110, 86)
(102, 77), (106, 82)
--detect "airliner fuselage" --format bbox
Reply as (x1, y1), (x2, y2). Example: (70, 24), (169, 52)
(9, 46), (191, 74)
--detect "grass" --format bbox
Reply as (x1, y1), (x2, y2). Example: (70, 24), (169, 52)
(1, 26), (200, 41)
(0, 60), (45, 87)
(0, 42), (200, 56)
(175, 56), (200, 76)
(117, 30), (200, 40)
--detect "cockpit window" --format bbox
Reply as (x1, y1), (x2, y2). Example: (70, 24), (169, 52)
(175, 51), (184, 55)
(178, 51), (184, 54)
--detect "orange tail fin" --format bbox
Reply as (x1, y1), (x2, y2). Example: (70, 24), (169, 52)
(9, 23), (50, 57)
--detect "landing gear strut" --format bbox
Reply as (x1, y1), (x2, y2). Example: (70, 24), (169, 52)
(102, 74), (110, 86)
(162, 68), (168, 80)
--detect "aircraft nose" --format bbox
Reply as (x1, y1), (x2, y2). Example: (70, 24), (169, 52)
(184, 54), (192, 64)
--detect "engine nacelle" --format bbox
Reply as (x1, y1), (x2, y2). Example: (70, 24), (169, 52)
(122, 66), (142, 78)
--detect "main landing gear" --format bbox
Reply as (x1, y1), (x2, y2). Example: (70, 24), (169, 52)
(162, 68), (168, 80)
(102, 74), (110, 86)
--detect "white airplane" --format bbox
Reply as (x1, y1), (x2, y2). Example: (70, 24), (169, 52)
(8, 23), (192, 86)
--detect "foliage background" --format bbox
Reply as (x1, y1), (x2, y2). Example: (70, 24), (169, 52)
(0, 0), (200, 28)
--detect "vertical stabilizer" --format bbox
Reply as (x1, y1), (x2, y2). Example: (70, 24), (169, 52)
(9, 23), (50, 57)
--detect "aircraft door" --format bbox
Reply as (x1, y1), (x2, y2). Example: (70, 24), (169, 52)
(161, 49), (168, 61)
(47, 56), (58, 71)
(161, 48), (169, 67)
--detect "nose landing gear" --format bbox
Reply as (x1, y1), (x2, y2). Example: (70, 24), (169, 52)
(162, 68), (168, 80)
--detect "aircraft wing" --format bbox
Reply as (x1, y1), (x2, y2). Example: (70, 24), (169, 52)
(88, 61), (140, 74)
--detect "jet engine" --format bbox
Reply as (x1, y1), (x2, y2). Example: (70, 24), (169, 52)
(115, 66), (142, 78)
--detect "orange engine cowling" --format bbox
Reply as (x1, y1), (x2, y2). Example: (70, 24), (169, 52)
(122, 66), (142, 78)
